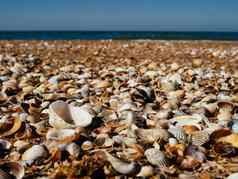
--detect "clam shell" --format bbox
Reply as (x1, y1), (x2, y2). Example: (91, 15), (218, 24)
(191, 130), (210, 146)
(0, 139), (11, 150)
(168, 127), (188, 143)
(105, 151), (140, 175)
(22, 145), (48, 165)
(0, 117), (22, 137)
(0, 162), (24, 179)
(135, 128), (169, 144)
(48, 100), (93, 129)
(46, 128), (79, 142)
(145, 148), (169, 167)
(170, 114), (203, 127)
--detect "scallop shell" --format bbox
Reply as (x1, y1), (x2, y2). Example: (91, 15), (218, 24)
(145, 148), (169, 167)
(22, 145), (48, 165)
(191, 130), (210, 146)
(105, 151), (140, 175)
(0, 162), (24, 179)
(48, 100), (93, 129)
(168, 126), (188, 143)
(135, 128), (169, 144)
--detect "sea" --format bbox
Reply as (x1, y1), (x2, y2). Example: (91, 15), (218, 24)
(0, 31), (238, 40)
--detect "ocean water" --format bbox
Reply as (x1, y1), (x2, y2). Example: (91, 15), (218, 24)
(0, 31), (238, 40)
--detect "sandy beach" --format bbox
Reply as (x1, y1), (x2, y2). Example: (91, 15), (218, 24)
(0, 40), (238, 178)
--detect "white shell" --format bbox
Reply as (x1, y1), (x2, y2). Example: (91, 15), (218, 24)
(22, 145), (48, 165)
(105, 152), (140, 175)
(48, 100), (93, 129)
(227, 173), (238, 179)
(46, 128), (76, 141)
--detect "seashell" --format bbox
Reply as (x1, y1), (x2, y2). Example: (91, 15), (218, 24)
(81, 141), (93, 151)
(165, 143), (185, 158)
(22, 145), (49, 165)
(46, 128), (80, 142)
(170, 114), (203, 127)
(121, 144), (144, 161)
(209, 128), (232, 143)
(0, 139), (11, 150)
(217, 133), (238, 148)
(168, 126), (188, 143)
(48, 100), (93, 129)
(214, 142), (238, 157)
(155, 109), (172, 120)
(105, 151), (140, 175)
(145, 148), (169, 167)
(0, 92), (7, 103)
(131, 86), (154, 103)
(118, 102), (138, 112)
(186, 145), (206, 162)
(2, 79), (19, 96)
(217, 101), (234, 125)
(0, 117), (22, 137)
(203, 102), (217, 114)
(191, 130), (210, 146)
(227, 173), (238, 179)
(65, 143), (80, 158)
(13, 140), (30, 153)
(0, 162), (24, 179)
(135, 128), (169, 144)
(231, 120), (238, 133)
(169, 137), (178, 145)
(182, 125), (200, 134)
(0, 139), (11, 157)
(95, 80), (112, 88)
(180, 155), (200, 170)
(192, 58), (203, 67)
(137, 165), (154, 177)
(95, 134), (114, 147)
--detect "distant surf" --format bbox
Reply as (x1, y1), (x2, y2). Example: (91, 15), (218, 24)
(0, 31), (238, 40)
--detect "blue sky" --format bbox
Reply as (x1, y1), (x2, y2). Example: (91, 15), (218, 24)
(0, 0), (237, 31)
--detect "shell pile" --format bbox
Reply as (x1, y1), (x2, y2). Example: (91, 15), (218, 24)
(0, 41), (238, 178)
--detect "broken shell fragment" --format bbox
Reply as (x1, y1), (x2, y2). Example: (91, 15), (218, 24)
(105, 151), (140, 175)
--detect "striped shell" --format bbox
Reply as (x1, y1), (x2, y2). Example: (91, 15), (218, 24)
(168, 126), (188, 143)
(191, 130), (210, 146)
(145, 148), (169, 167)
(135, 128), (169, 144)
